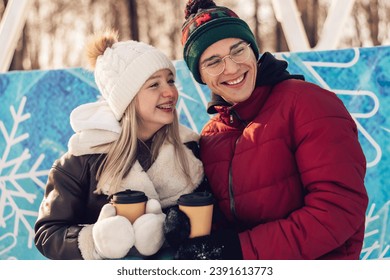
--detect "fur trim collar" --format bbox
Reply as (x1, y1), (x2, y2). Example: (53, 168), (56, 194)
(104, 140), (203, 208)
(98, 127), (203, 208)
(69, 122), (203, 208)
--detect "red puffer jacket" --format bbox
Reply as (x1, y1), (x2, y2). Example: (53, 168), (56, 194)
(200, 79), (368, 259)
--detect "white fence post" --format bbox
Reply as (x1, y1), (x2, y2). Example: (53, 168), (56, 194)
(271, 0), (311, 51)
(271, 0), (356, 51)
(0, 0), (32, 73)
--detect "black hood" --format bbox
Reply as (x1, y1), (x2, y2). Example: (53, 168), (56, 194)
(206, 52), (304, 114)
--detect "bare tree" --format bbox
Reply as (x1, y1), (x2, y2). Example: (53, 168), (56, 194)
(352, 2), (364, 47)
(296, 0), (319, 48)
(126, 0), (139, 40)
(363, 0), (380, 46)
(253, 0), (260, 48)
(274, 19), (288, 52)
(4, 0), (390, 71)
(0, 0), (6, 18)
(348, 0), (388, 48)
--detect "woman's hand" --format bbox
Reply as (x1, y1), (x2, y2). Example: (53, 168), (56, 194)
(133, 199), (166, 256)
(92, 204), (135, 259)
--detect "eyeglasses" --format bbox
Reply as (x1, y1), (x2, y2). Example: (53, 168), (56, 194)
(200, 42), (251, 76)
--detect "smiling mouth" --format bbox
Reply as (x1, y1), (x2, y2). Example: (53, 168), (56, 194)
(156, 103), (175, 110)
(223, 73), (246, 86)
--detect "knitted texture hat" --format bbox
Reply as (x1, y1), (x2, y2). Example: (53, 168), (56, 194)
(181, 0), (259, 84)
(94, 40), (176, 120)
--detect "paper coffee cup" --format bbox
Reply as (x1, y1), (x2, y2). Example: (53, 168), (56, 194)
(178, 192), (214, 238)
(111, 190), (148, 223)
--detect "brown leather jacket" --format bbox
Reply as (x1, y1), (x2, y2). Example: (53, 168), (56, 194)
(35, 137), (205, 260)
(34, 153), (108, 259)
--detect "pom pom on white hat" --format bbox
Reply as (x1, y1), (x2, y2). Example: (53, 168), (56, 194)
(94, 40), (176, 120)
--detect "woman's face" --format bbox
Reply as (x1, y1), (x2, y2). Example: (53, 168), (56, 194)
(136, 69), (178, 140)
(199, 38), (257, 104)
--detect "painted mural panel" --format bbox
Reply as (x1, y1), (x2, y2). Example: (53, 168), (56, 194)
(0, 46), (389, 259)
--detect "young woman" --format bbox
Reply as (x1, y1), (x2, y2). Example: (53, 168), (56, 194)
(34, 30), (204, 260)
(164, 0), (368, 260)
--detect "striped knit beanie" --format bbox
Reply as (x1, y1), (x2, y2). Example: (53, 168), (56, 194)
(181, 0), (259, 84)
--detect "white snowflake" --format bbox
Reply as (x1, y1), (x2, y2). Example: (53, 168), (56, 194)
(0, 96), (50, 258)
(361, 202), (390, 259)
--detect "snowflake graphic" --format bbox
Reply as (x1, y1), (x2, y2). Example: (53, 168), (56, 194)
(0, 50), (388, 261)
(0, 97), (50, 259)
(361, 202), (390, 259)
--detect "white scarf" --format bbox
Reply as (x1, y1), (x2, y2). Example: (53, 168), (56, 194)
(67, 100), (204, 208)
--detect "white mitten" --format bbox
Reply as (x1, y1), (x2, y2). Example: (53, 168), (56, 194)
(92, 203), (135, 259)
(133, 199), (166, 256)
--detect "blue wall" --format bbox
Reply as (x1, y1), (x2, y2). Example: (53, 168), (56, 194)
(0, 46), (389, 259)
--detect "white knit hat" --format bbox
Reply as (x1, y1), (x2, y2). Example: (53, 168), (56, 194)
(94, 40), (176, 120)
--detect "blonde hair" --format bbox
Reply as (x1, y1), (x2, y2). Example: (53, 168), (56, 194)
(95, 99), (192, 195)
(85, 29), (192, 195)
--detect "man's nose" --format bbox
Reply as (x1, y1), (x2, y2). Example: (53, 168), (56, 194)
(222, 56), (240, 74)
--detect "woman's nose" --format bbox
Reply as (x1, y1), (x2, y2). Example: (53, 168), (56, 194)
(162, 84), (178, 98)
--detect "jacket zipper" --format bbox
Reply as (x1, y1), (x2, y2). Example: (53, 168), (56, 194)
(229, 109), (248, 127)
(228, 108), (248, 224)
(228, 137), (240, 224)
(225, 93), (270, 225)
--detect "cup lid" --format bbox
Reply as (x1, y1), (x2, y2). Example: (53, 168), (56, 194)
(177, 192), (214, 206)
(111, 190), (148, 204)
